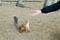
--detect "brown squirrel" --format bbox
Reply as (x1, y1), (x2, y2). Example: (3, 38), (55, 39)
(14, 16), (30, 33)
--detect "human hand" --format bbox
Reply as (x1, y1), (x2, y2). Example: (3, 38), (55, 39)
(29, 10), (41, 16)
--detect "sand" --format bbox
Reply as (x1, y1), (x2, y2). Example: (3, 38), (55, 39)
(0, 2), (60, 40)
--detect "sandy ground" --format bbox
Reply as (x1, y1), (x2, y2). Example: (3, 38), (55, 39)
(0, 2), (60, 40)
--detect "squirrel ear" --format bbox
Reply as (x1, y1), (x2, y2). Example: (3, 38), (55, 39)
(25, 20), (29, 24)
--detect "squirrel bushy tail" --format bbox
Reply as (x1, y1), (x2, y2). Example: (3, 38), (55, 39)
(14, 16), (19, 29)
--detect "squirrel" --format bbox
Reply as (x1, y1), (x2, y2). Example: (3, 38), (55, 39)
(14, 16), (30, 33)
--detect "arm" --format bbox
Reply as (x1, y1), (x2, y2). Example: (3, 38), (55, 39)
(29, 1), (60, 16)
(41, 1), (60, 13)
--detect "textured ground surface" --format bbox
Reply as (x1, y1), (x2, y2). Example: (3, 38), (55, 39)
(0, 2), (60, 40)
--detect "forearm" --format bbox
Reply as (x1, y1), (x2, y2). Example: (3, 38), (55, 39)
(41, 1), (60, 13)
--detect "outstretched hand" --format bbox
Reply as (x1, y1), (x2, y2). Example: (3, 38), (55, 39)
(29, 10), (42, 16)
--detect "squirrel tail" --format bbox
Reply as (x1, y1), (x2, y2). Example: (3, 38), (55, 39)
(14, 16), (19, 29)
